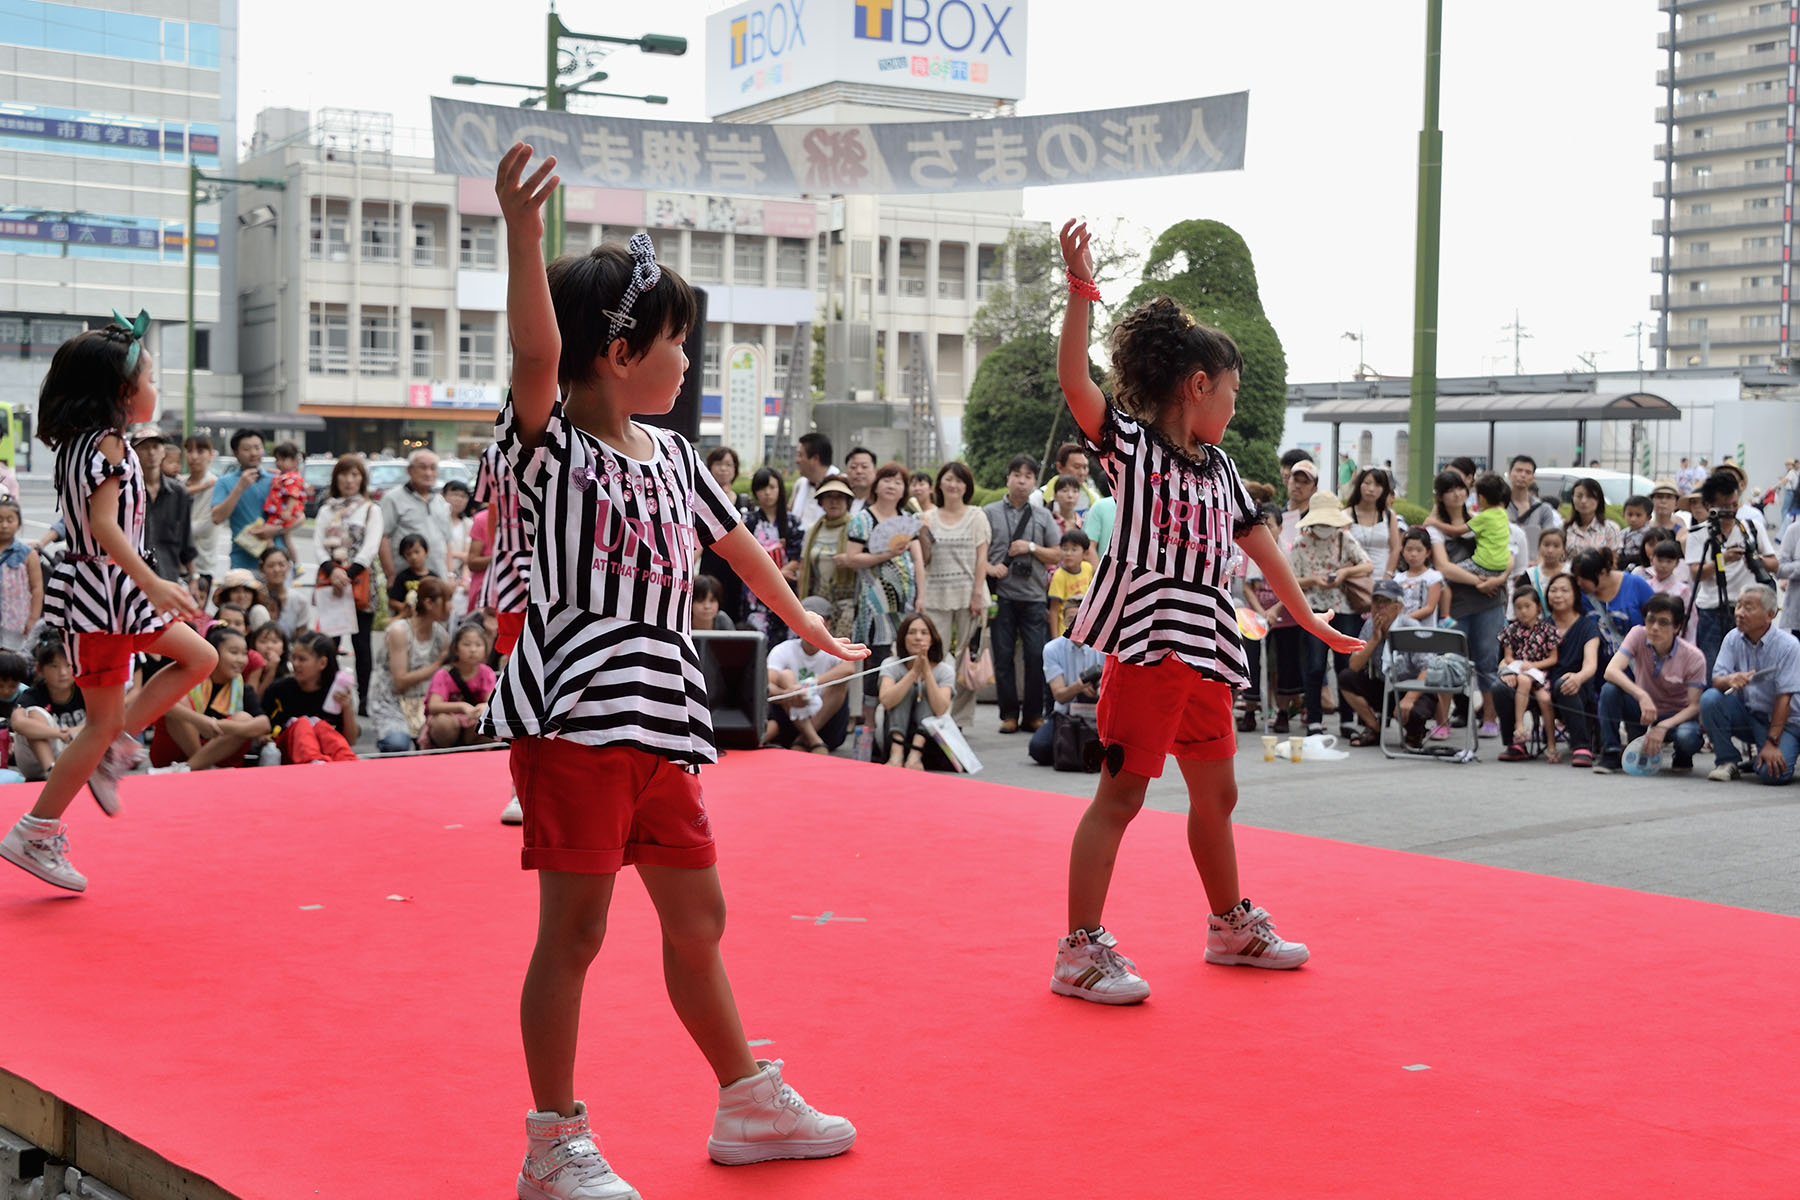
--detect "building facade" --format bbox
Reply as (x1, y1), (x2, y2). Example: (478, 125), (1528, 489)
(0, 0), (240, 442)
(1652, 0), (1796, 371)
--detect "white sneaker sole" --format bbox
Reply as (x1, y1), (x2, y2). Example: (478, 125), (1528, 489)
(1050, 977), (1150, 1005)
(516, 1173), (640, 1200)
(1205, 947), (1310, 969)
(0, 842), (86, 892)
(707, 1129), (857, 1165)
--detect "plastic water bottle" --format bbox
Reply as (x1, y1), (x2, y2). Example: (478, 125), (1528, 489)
(322, 669), (354, 714)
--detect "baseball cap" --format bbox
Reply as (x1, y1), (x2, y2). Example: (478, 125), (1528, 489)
(1289, 459), (1319, 480)
(1371, 579), (1405, 603)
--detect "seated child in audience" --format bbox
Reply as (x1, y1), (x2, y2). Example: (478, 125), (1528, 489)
(1047, 530), (1094, 637)
(1523, 527), (1568, 607)
(0, 651), (26, 769)
(149, 624), (272, 770)
(10, 639), (86, 782)
(878, 612), (954, 770)
(764, 595), (859, 753)
(1497, 584), (1563, 762)
(246, 621), (290, 701)
(387, 533), (437, 618)
(1393, 527), (1443, 628)
(692, 574), (737, 631)
(212, 569), (272, 629)
(262, 631), (359, 764)
(423, 620), (497, 749)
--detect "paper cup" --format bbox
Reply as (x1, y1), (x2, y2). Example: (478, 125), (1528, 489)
(1262, 735), (1277, 762)
(1289, 737), (1304, 763)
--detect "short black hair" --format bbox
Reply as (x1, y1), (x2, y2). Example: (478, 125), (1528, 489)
(1053, 473), (1083, 495)
(1509, 454), (1537, 471)
(1644, 591), (1686, 628)
(798, 431), (833, 467)
(397, 533), (428, 556)
(229, 428), (264, 452)
(844, 446), (877, 469)
(272, 441), (300, 460)
(1280, 448), (1313, 469)
(1472, 471), (1508, 508)
(1652, 538), (1683, 560)
(1059, 529), (1090, 550)
(546, 241), (698, 386)
(206, 622), (247, 651)
(441, 479), (471, 501)
(1700, 470), (1741, 505)
(1622, 494), (1651, 513)
(0, 651), (29, 684)
(183, 434), (213, 452)
(705, 446), (740, 478)
(36, 327), (141, 449)
(1007, 453), (1040, 479)
(1449, 456), (1479, 480)
(1569, 548), (1615, 582)
(693, 574), (725, 603)
(1055, 442), (1086, 466)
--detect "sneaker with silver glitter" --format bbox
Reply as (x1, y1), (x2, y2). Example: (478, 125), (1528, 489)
(517, 1102), (637, 1200)
(1, 816), (88, 892)
(1050, 926), (1151, 1004)
(1205, 898), (1309, 969)
(708, 1059), (857, 1165)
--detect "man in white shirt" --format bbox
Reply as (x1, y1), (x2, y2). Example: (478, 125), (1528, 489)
(1687, 470), (1779, 678)
(764, 596), (858, 751)
(789, 432), (842, 530)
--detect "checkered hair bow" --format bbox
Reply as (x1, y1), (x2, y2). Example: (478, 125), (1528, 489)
(603, 233), (662, 347)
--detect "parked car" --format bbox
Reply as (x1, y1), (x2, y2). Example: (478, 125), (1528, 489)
(302, 455), (340, 518)
(1528, 467), (1658, 511)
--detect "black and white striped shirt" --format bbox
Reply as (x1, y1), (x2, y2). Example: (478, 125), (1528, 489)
(473, 442), (531, 614)
(481, 396), (743, 765)
(43, 427), (169, 668)
(1069, 408), (1258, 688)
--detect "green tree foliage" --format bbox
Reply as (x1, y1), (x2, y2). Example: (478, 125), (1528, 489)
(1119, 220), (1287, 490)
(971, 223), (1140, 344)
(963, 332), (1105, 488)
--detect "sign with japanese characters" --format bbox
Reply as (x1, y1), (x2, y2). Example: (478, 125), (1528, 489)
(706, 0), (1028, 117)
(430, 93), (1247, 197)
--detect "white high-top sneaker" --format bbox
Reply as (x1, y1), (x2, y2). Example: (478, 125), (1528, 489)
(1051, 927), (1151, 1004)
(517, 1102), (637, 1200)
(1205, 898), (1310, 969)
(1, 816), (88, 892)
(707, 1059), (856, 1165)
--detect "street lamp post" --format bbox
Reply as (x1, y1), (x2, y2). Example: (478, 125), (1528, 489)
(185, 161), (286, 440)
(453, 6), (685, 263)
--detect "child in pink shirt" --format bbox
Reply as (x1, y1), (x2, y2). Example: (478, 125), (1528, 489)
(422, 621), (497, 748)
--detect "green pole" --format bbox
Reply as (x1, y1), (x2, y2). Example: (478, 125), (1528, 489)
(185, 157), (199, 441)
(1407, 0), (1442, 505)
(543, 8), (566, 264)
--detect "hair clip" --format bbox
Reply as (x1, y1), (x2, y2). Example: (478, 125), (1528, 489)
(604, 233), (663, 347)
(110, 308), (150, 375)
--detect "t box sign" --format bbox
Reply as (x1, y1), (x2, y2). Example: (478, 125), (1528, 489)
(707, 0), (1028, 118)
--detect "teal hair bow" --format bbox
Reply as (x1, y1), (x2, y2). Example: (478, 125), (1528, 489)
(110, 308), (150, 375)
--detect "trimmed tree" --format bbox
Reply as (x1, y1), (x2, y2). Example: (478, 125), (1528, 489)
(962, 332), (1105, 488)
(1119, 220), (1287, 490)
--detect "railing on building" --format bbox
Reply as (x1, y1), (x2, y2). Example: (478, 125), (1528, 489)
(1655, 286), (1782, 308)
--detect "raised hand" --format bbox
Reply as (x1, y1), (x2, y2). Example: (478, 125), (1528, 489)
(1059, 218), (1094, 282)
(493, 143), (559, 242)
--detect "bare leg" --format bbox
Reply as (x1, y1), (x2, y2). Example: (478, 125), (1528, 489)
(1178, 756), (1242, 915)
(28, 690), (120, 821)
(426, 714), (462, 748)
(521, 870), (617, 1116)
(1510, 675), (1532, 732)
(637, 864), (759, 1086)
(1341, 687), (1380, 733)
(1067, 767), (1150, 931)
(187, 731), (251, 769)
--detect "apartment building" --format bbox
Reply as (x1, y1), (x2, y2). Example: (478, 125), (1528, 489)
(1652, 0), (1797, 370)
(0, 0), (240, 433)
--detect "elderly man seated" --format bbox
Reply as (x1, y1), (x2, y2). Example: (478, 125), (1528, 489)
(1336, 579), (1436, 749)
(1698, 583), (1800, 784)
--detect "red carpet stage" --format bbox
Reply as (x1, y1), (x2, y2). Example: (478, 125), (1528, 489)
(2, 753), (1796, 1198)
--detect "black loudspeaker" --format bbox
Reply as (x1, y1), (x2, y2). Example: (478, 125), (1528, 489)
(693, 629), (767, 749)
(644, 286), (705, 443)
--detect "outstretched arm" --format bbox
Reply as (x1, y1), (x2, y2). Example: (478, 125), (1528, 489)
(1056, 219), (1107, 445)
(496, 143), (562, 452)
(1238, 523), (1363, 654)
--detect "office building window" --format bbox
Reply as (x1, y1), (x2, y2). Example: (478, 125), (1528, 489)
(776, 238), (808, 288)
(690, 234), (724, 284)
(649, 229), (682, 273)
(459, 220), (497, 268)
(772, 336), (793, 394)
(413, 222), (437, 267)
(1746, 197), (1775, 208)
(733, 235), (767, 285)
(360, 309), (398, 375)
(310, 212), (349, 261)
(1688, 280), (1709, 291)
(459, 320), (496, 380)
(412, 320), (435, 378)
(362, 215), (398, 263)
(1689, 241), (1710, 252)
(308, 304), (349, 375)
(702, 323), (723, 390)
(1686, 318), (1709, 331)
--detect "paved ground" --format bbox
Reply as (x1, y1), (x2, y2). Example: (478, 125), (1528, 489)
(18, 470), (1794, 918)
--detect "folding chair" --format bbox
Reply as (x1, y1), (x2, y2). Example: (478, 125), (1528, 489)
(1379, 626), (1481, 761)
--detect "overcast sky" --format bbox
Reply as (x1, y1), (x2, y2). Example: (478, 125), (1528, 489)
(238, 1), (1670, 384)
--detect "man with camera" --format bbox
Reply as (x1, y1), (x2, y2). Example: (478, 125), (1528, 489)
(984, 454), (1061, 735)
(209, 429), (271, 572)
(1028, 593), (1108, 766)
(1685, 470), (1779, 679)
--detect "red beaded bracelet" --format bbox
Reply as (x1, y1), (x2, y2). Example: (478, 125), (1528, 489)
(1067, 270), (1101, 302)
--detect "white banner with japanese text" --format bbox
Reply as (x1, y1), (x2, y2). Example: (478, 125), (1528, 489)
(429, 93), (1247, 196)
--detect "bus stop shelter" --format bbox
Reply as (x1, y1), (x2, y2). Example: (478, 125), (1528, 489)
(1301, 391), (1680, 480)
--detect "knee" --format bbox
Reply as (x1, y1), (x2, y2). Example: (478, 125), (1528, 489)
(663, 897), (728, 957)
(1699, 688), (1726, 718)
(376, 731), (413, 753)
(545, 913), (609, 965)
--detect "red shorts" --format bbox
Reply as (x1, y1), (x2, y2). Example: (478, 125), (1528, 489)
(509, 736), (715, 874)
(1096, 654), (1237, 778)
(496, 611), (525, 656)
(72, 630), (168, 688)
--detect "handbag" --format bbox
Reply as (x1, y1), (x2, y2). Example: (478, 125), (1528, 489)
(316, 561), (372, 611)
(1337, 532), (1373, 615)
(957, 621), (995, 691)
(1052, 710), (1102, 773)
(234, 524), (272, 559)
(920, 712), (982, 774)
(398, 694), (428, 739)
